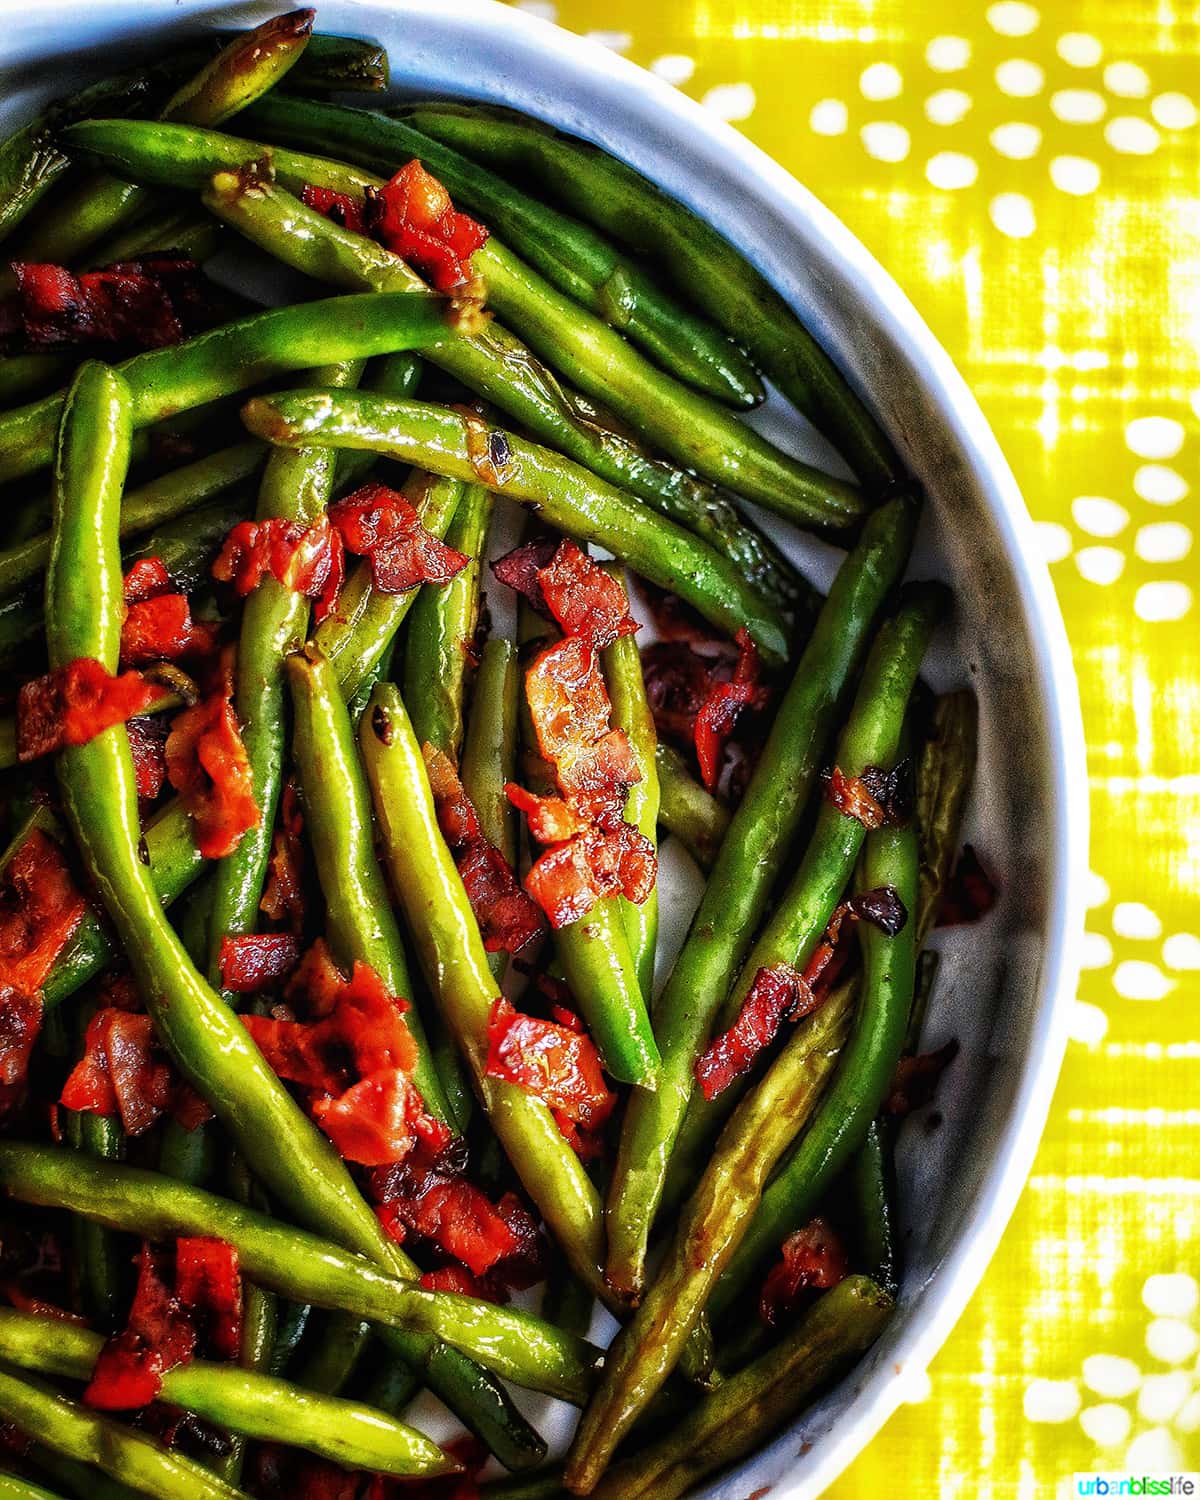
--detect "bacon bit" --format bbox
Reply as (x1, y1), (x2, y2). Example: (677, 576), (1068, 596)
(420, 1264), (499, 1301)
(490, 536), (558, 618)
(16, 658), (166, 762)
(825, 761), (912, 830)
(218, 933), (300, 994)
(937, 845), (998, 926)
(61, 1010), (173, 1137)
(0, 827), (86, 1087)
(378, 1171), (522, 1277)
(260, 779), (306, 931)
(536, 541), (638, 650)
(123, 556), (171, 603)
(525, 821), (657, 929)
(212, 515), (345, 623)
(329, 483), (469, 594)
(486, 997), (615, 1134)
(165, 684), (259, 859)
(126, 716), (169, 800)
(312, 1068), (442, 1168)
(885, 1038), (959, 1117)
(850, 884), (909, 937)
(4, 256), (215, 354)
(174, 1238), (242, 1361)
(85, 1244), (196, 1410)
(504, 783), (588, 844)
(759, 1218), (848, 1327)
(284, 936), (345, 1018)
(451, 402), (515, 489)
(371, 159), (489, 294)
(300, 184), (366, 234)
(641, 640), (713, 747)
(121, 594), (219, 667)
(423, 745), (544, 956)
(694, 628), (769, 792)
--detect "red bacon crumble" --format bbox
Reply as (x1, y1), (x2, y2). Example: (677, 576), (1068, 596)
(423, 744), (544, 955)
(825, 763), (911, 830)
(121, 594), (219, 668)
(329, 483), (469, 594)
(175, 1237), (242, 1361)
(419, 1264), (498, 1301)
(536, 540), (638, 650)
(3, 256), (215, 354)
(937, 845), (998, 926)
(260, 780), (307, 932)
(123, 557), (171, 603)
(490, 536), (558, 618)
(126, 715), (169, 801)
(300, 184), (366, 234)
(524, 821), (656, 930)
(61, 1010), (172, 1137)
(16, 658), (166, 762)
(504, 783), (587, 845)
(693, 627), (769, 792)
(486, 997), (615, 1139)
(218, 933), (300, 994)
(759, 1218), (848, 1327)
(85, 1244), (196, 1410)
(165, 682), (259, 860)
(212, 515), (345, 623)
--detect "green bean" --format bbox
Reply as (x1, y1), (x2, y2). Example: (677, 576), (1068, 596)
(11, 11), (316, 270)
(589, 1277), (892, 1500)
(518, 603), (659, 1089)
(294, 1313), (372, 1396)
(242, 388), (789, 663)
(157, 1114), (217, 1187)
(79, 205), (222, 270)
(42, 366), (544, 1465)
(246, 94), (764, 409)
(565, 984), (854, 1489)
(288, 33), (389, 92)
(916, 688), (977, 945)
(604, 496), (916, 1302)
(404, 483), (491, 764)
(0, 442), (263, 599)
(653, 742), (729, 871)
(358, 1350), (422, 1418)
(0, 1146), (598, 1405)
(0, 292), (456, 485)
(0, 354), (74, 406)
(601, 565), (659, 1001)
(286, 646), (450, 1120)
(0, 1309), (451, 1478)
(332, 349), (424, 494)
(23, 1449), (138, 1500)
(708, 679), (930, 1326)
(205, 360), (363, 999)
(0, 1474), (66, 1500)
(62, 1105), (124, 1332)
(267, 1301), (311, 1376)
(63, 126), (795, 606)
(848, 1117), (898, 1295)
(405, 104), (903, 491)
(315, 467), (465, 702)
(543, 1265), (596, 1342)
(461, 638), (521, 868)
(0, 1364), (247, 1500)
(359, 682), (609, 1298)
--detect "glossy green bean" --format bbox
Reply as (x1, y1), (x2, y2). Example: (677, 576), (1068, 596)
(288, 33), (389, 92)
(461, 638), (521, 867)
(848, 1117), (898, 1295)
(604, 495), (917, 1302)
(0, 1474), (65, 1500)
(0, 1146), (598, 1405)
(590, 1277), (892, 1500)
(23, 1448), (138, 1500)
(80, 205), (222, 270)
(565, 985), (854, 1489)
(602, 564), (660, 1001)
(405, 104), (903, 491)
(315, 467), (465, 702)
(11, 11), (315, 269)
(331, 349), (424, 494)
(404, 483), (491, 763)
(359, 682), (609, 1299)
(0, 1364), (247, 1500)
(286, 646), (450, 1123)
(242, 388), (789, 663)
(916, 688), (977, 945)
(267, 1301), (311, 1376)
(0, 442), (263, 599)
(0, 1309), (451, 1477)
(653, 742), (729, 871)
(0, 292), (455, 485)
(246, 94), (763, 409)
(294, 1314), (373, 1395)
(61, 124), (793, 605)
(62, 1104), (124, 1332)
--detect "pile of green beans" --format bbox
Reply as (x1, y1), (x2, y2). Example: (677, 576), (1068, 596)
(0, 24), (991, 1499)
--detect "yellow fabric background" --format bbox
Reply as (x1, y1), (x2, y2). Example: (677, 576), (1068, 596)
(511, 1), (1199, 1493)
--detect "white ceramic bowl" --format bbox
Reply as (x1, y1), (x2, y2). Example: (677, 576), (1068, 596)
(0, 3), (1088, 1494)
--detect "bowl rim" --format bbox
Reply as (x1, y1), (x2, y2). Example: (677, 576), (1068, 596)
(0, 1), (1089, 1493)
(389, 6), (1088, 1490)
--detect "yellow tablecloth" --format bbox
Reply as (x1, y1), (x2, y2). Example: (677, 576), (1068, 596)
(509, 0), (1199, 1491)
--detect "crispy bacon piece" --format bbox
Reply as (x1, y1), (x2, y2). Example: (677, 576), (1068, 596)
(126, 715), (169, 800)
(937, 845), (998, 926)
(4, 256), (214, 354)
(218, 933), (300, 994)
(259, 779), (307, 931)
(826, 761), (912, 830)
(885, 1038), (959, 1117)
(377, 1170), (523, 1277)
(0, 827), (86, 1085)
(693, 628), (769, 792)
(641, 640), (712, 748)
(759, 1218), (848, 1327)
(420, 1264), (499, 1301)
(16, 658), (165, 762)
(165, 684), (259, 859)
(123, 557), (171, 603)
(329, 483), (469, 594)
(212, 516), (345, 623)
(85, 1244), (196, 1410)
(536, 540), (637, 650)
(61, 1010), (173, 1137)
(300, 184), (366, 234)
(121, 594), (219, 667)
(175, 1237), (242, 1361)
(504, 783), (588, 845)
(424, 745), (544, 955)
(371, 160), (489, 293)
(490, 536), (558, 617)
(524, 822), (657, 929)
(312, 1068), (443, 1168)
(486, 997), (615, 1134)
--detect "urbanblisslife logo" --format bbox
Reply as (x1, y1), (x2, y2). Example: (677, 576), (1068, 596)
(1075, 1478), (1199, 1497)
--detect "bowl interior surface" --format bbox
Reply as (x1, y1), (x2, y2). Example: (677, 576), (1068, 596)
(0, 3), (1087, 1495)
